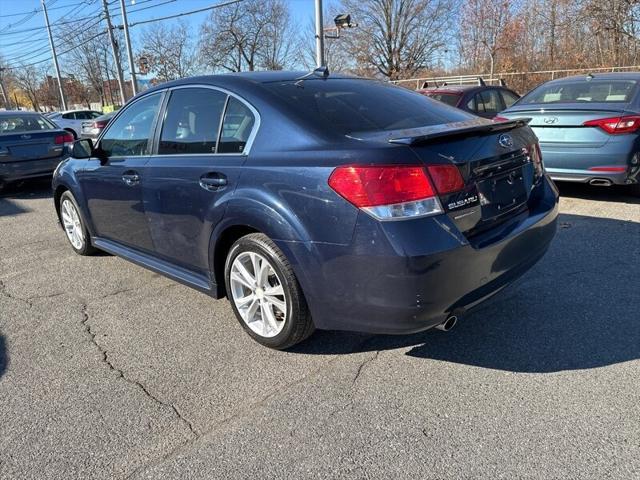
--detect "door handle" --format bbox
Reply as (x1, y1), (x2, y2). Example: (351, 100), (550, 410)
(122, 171), (140, 186)
(199, 173), (228, 191)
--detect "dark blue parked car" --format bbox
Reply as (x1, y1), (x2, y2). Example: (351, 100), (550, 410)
(52, 71), (559, 349)
(0, 111), (73, 191)
(500, 73), (640, 191)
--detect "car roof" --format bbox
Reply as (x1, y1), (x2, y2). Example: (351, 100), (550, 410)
(136, 71), (368, 98)
(0, 110), (45, 116)
(547, 72), (640, 84)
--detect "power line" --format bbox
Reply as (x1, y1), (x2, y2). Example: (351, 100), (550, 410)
(0, 1), (85, 18)
(123, 0), (244, 28)
(3, 30), (108, 70)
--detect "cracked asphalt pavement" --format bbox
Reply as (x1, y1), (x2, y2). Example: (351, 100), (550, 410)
(0, 179), (639, 479)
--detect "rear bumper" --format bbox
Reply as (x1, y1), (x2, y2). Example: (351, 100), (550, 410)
(279, 177), (559, 334)
(540, 137), (639, 185)
(0, 155), (67, 182)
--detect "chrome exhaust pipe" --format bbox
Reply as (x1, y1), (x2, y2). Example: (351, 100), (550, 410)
(435, 315), (457, 332)
(589, 178), (613, 186)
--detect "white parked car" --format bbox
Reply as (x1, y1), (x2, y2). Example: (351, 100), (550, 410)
(47, 110), (103, 138)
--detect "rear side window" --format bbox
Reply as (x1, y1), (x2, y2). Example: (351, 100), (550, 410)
(0, 115), (55, 134)
(426, 93), (461, 107)
(218, 97), (255, 154)
(474, 90), (502, 115)
(159, 88), (227, 155)
(100, 93), (162, 157)
(263, 79), (471, 135)
(520, 80), (638, 104)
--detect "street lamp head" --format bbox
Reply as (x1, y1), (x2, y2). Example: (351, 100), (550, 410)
(334, 14), (356, 29)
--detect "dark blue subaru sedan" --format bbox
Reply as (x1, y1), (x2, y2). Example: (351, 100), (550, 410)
(52, 71), (558, 349)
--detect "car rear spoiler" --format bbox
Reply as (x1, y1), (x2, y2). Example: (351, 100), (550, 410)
(388, 118), (531, 146)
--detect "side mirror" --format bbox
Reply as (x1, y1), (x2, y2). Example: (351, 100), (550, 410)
(71, 139), (94, 159)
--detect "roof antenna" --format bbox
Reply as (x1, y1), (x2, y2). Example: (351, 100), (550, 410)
(478, 77), (486, 86)
(586, 73), (594, 81)
(295, 66), (330, 86)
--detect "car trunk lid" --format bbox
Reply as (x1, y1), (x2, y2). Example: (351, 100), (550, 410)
(0, 130), (68, 162)
(384, 119), (539, 238)
(501, 104), (629, 148)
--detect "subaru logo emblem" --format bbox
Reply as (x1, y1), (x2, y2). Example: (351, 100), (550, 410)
(544, 117), (559, 125)
(498, 134), (513, 149)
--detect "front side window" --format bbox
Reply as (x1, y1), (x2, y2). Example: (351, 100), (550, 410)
(501, 90), (520, 108)
(159, 88), (227, 155)
(100, 93), (162, 157)
(218, 97), (255, 154)
(426, 93), (461, 107)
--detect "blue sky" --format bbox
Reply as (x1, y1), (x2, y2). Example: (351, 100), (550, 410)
(0, 0), (315, 71)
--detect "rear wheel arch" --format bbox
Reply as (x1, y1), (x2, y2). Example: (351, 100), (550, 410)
(212, 225), (260, 298)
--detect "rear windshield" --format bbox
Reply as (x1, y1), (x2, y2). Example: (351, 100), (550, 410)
(425, 93), (461, 107)
(0, 114), (56, 134)
(520, 79), (638, 104)
(262, 78), (471, 135)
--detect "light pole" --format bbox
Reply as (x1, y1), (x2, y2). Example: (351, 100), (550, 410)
(314, 0), (324, 68)
(119, 0), (138, 96)
(41, 0), (67, 110)
(102, 0), (127, 105)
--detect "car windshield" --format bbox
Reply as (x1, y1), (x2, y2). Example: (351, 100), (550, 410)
(263, 78), (471, 135)
(520, 79), (638, 104)
(426, 93), (461, 107)
(0, 114), (56, 134)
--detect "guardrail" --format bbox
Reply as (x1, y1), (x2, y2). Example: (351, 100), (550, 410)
(393, 65), (640, 90)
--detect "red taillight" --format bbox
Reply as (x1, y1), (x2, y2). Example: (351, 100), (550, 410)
(328, 165), (435, 207)
(583, 115), (640, 134)
(94, 120), (108, 128)
(426, 165), (465, 194)
(328, 165), (443, 220)
(493, 115), (510, 122)
(54, 133), (74, 145)
(528, 142), (544, 177)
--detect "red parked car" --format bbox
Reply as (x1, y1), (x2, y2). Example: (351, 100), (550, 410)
(418, 83), (520, 119)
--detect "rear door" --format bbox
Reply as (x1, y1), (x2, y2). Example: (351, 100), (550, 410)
(76, 92), (164, 251)
(142, 86), (258, 274)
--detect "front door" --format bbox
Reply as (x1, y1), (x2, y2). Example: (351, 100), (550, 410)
(143, 87), (257, 274)
(77, 92), (164, 252)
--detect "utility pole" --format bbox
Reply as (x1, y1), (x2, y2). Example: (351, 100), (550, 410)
(41, 0), (67, 110)
(314, 0), (325, 67)
(119, 0), (138, 96)
(0, 68), (12, 110)
(102, 0), (126, 105)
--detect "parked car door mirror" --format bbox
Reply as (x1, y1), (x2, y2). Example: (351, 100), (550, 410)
(71, 139), (93, 159)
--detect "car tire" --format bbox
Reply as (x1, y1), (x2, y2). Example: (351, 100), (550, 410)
(59, 191), (96, 256)
(224, 233), (314, 349)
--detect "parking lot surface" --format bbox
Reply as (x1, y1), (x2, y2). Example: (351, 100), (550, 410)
(0, 180), (638, 479)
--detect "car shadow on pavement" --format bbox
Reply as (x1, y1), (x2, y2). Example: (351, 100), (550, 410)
(0, 178), (53, 218)
(0, 334), (7, 379)
(293, 213), (640, 373)
(557, 182), (640, 205)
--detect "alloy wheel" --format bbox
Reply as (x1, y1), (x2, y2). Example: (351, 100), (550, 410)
(229, 251), (287, 338)
(61, 199), (84, 250)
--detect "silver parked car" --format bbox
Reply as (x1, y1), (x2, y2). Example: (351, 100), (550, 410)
(47, 109), (103, 138)
(500, 73), (640, 193)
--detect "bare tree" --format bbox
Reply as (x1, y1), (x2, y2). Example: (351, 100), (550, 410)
(13, 64), (44, 111)
(339, 0), (455, 80)
(199, 0), (297, 72)
(140, 20), (197, 81)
